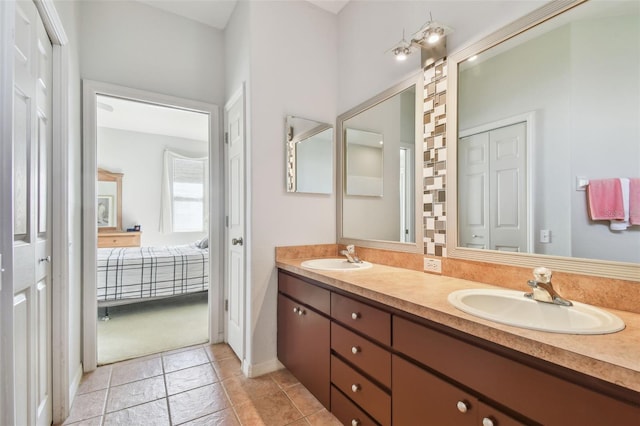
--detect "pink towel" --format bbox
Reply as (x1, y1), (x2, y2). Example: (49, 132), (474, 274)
(630, 178), (640, 225)
(587, 179), (625, 221)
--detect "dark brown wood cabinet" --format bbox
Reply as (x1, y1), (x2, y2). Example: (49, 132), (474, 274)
(277, 270), (640, 426)
(277, 274), (331, 408)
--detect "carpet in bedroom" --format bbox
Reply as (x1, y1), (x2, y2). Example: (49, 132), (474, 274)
(97, 292), (209, 365)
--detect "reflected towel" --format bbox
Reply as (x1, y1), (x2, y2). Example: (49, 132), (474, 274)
(610, 178), (629, 230)
(630, 178), (640, 225)
(587, 178), (624, 221)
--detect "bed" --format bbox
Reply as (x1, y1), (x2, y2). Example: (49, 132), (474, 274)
(97, 243), (209, 307)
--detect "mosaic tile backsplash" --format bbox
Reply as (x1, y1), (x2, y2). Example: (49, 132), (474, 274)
(423, 58), (448, 256)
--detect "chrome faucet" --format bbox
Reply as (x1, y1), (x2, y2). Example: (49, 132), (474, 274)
(524, 267), (572, 306)
(340, 244), (363, 264)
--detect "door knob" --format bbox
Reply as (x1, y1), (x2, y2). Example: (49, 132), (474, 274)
(232, 237), (244, 246)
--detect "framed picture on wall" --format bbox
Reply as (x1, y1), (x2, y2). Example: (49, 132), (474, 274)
(97, 195), (114, 227)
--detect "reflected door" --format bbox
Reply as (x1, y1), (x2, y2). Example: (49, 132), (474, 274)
(13, 1), (53, 425)
(459, 122), (527, 252)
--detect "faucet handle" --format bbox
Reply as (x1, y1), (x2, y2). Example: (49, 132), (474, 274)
(533, 266), (552, 284)
(346, 244), (355, 254)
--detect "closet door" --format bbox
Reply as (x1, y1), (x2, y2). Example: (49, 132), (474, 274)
(13, 1), (53, 425)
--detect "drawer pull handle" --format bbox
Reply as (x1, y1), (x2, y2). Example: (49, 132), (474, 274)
(482, 417), (495, 426)
(351, 384), (360, 393)
(351, 346), (360, 354)
(456, 401), (469, 413)
(351, 420), (360, 426)
(351, 312), (360, 320)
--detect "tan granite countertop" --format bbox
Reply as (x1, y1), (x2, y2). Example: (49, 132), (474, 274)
(276, 258), (640, 394)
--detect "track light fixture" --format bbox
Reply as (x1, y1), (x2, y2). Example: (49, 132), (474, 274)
(388, 13), (452, 60)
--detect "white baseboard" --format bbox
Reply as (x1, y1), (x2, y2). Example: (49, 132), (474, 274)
(242, 358), (284, 378)
(69, 362), (83, 405)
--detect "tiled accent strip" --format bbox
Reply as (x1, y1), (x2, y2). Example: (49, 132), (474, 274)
(423, 59), (448, 256)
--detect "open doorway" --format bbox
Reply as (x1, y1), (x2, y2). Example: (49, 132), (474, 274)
(82, 81), (223, 369)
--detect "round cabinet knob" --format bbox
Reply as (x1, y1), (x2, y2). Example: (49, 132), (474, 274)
(351, 384), (360, 393)
(482, 417), (495, 426)
(292, 307), (299, 314)
(351, 420), (361, 426)
(351, 312), (360, 320)
(297, 308), (305, 316)
(351, 346), (360, 355)
(456, 401), (469, 413)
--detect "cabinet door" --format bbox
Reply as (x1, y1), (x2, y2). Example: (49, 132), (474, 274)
(277, 293), (330, 408)
(393, 355), (476, 426)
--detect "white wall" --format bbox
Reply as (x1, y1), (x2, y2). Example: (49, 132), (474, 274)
(52, 0), (83, 411)
(97, 128), (208, 246)
(242, 0), (338, 370)
(79, 0), (224, 106)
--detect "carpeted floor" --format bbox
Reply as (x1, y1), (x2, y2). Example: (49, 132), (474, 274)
(97, 292), (209, 365)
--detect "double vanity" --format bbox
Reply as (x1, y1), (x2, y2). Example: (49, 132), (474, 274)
(276, 253), (639, 425)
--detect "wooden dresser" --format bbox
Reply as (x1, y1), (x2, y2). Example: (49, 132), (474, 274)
(97, 231), (141, 248)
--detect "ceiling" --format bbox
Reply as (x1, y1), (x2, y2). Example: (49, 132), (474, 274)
(137, 0), (350, 30)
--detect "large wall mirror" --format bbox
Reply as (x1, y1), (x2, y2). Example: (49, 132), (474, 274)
(338, 73), (423, 252)
(448, 0), (639, 281)
(285, 115), (333, 194)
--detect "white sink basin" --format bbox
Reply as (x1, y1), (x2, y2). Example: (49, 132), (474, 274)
(448, 289), (625, 334)
(301, 258), (373, 271)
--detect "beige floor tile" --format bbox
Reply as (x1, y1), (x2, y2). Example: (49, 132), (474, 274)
(168, 382), (230, 424)
(165, 363), (219, 396)
(234, 391), (304, 426)
(304, 409), (341, 426)
(76, 366), (112, 395)
(106, 376), (166, 413)
(286, 419), (310, 426)
(63, 390), (107, 424)
(178, 407), (240, 426)
(103, 399), (170, 426)
(269, 369), (299, 389)
(205, 343), (237, 362)
(213, 356), (243, 380)
(110, 357), (163, 386)
(61, 415), (102, 426)
(284, 384), (324, 417)
(222, 373), (282, 406)
(163, 346), (209, 373)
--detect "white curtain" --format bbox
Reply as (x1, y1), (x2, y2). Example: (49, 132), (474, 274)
(160, 150), (208, 233)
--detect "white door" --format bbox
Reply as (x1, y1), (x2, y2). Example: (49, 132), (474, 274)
(224, 88), (245, 359)
(459, 122), (527, 251)
(13, 1), (53, 425)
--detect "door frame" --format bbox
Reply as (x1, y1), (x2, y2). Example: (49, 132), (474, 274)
(459, 111), (535, 253)
(81, 80), (223, 371)
(0, 0), (70, 424)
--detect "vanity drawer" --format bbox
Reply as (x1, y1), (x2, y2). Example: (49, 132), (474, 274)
(331, 355), (390, 425)
(330, 385), (378, 426)
(331, 293), (390, 345)
(331, 322), (391, 388)
(278, 271), (330, 315)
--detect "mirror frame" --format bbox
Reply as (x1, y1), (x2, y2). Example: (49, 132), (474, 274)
(337, 72), (424, 253)
(97, 168), (122, 232)
(446, 0), (640, 282)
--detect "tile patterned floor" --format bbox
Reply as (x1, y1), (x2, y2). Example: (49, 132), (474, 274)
(61, 343), (342, 426)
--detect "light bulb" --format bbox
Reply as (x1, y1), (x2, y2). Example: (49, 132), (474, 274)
(396, 51), (408, 61)
(427, 32), (440, 44)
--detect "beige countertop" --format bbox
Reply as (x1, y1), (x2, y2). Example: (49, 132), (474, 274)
(276, 258), (640, 394)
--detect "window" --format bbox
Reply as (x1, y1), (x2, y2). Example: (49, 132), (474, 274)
(161, 150), (208, 233)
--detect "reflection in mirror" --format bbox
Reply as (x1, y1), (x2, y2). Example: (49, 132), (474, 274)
(338, 74), (423, 251)
(97, 168), (122, 232)
(345, 128), (384, 197)
(285, 116), (333, 194)
(449, 0), (640, 280)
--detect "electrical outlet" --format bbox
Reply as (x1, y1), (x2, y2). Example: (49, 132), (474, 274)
(424, 258), (442, 274)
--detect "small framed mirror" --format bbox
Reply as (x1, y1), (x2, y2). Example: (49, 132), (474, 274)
(97, 168), (122, 231)
(285, 116), (333, 194)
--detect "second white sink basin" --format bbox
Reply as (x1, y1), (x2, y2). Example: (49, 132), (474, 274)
(301, 258), (373, 271)
(448, 289), (625, 334)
